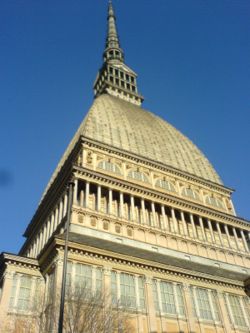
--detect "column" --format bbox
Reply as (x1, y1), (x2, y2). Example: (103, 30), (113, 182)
(239, 297), (250, 327)
(51, 212), (55, 234)
(141, 199), (146, 224)
(108, 188), (113, 215)
(192, 287), (205, 333)
(180, 211), (188, 236)
(0, 272), (15, 325)
(145, 276), (157, 333)
(161, 205), (167, 230)
(224, 224), (232, 248)
(46, 219), (51, 243)
(216, 291), (232, 332)
(207, 219), (215, 243)
(73, 178), (78, 204)
(151, 202), (156, 228)
(119, 192), (124, 218)
(240, 230), (249, 252)
(232, 227), (240, 250)
(96, 185), (101, 212)
(190, 213), (197, 238)
(216, 222), (223, 246)
(173, 283), (185, 332)
(63, 193), (68, 217)
(135, 275), (144, 333)
(199, 217), (206, 241)
(171, 208), (179, 233)
(207, 290), (217, 322)
(85, 181), (90, 208)
(103, 267), (111, 306)
(130, 195), (135, 221)
(224, 293), (235, 327)
(54, 206), (59, 230)
(182, 284), (196, 333)
(58, 200), (63, 224)
(79, 190), (84, 207)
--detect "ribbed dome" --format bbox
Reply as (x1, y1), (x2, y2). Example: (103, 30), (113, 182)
(43, 94), (221, 200)
(83, 94), (221, 184)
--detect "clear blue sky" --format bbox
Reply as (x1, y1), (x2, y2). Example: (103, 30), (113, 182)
(0, 0), (249, 254)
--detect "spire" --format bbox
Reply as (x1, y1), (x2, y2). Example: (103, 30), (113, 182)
(93, 1), (144, 106)
(103, 0), (124, 63)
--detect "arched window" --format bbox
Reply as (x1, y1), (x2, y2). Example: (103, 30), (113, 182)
(181, 187), (200, 201)
(205, 196), (225, 209)
(97, 161), (121, 175)
(128, 170), (149, 183)
(155, 179), (175, 192)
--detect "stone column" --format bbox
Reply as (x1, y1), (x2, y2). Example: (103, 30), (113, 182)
(79, 190), (84, 207)
(103, 267), (112, 304)
(73, 178), (78, 204)
(207, 219), (215, 243)
(182, 284), (196, 333)
(0, 271), (14, 329)
(224, 293), (235, 328)
(173, 283), (185, 332)
(190, 213), (198, 238)
(108, 188), (113, 215)
(171, 208), (179, 233)
(85, 181), (90, 208)
(130, 195), (135, 221)
(224, 224), (232, 248)
(151, 202), (156, 228)
(51, 212), (55, 234)
(119, 192), (124, 218)
(239, 297), (250, 327)
(141, 199), (146, 224)
(216, 291), (232, 333)
(199, 217), (206, 241)
(180, 211), (188, 236)
(145, 276), (157, 333)
(240, 230), (249, 252)
(97, 185), (101, 212)
(161, 205), (167, 230)
(216, 222), (223, 246)
(63, 193), (68, 217)
(192, 286), (205, 333)
(232, 227), (240, 250)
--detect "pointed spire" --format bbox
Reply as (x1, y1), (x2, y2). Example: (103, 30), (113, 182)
(94, 1), (144, 106)
(103, 0), (124, 62)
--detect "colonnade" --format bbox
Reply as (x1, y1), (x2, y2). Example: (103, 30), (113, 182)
(74, 179), (250, 254)
(28, 191), (68, 258)
(26, 178), (250, 259)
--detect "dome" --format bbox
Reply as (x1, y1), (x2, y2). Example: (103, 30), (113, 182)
(82, 95), (221, 184)
(43, 94), (221, 201)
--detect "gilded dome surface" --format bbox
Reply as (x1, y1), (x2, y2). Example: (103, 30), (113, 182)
(82, 94), (221, 184)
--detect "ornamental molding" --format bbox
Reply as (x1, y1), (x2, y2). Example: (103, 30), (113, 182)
(72, 207), (250, 261)
(54, 237), (244, 290)
(81, 137), (233, 195)
(73, 166), (250, 230)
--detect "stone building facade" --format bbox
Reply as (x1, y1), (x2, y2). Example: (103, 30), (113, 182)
(0, 2), (250, 333)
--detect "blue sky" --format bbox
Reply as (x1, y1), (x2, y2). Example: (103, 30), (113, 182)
(0, 0), (249, 254)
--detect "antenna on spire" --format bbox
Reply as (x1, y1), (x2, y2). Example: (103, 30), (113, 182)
(93, 0), (144, 105)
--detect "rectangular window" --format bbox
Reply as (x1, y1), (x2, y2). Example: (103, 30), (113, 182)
(112, 271), (145, 311)
(9, 274), (33, 312)
(66, 262), (103, 298)
(160, 281), (176, 314)
(228, 294), (247, 327)
(120, 273), (136, 309)
(196, 288), (213, 320)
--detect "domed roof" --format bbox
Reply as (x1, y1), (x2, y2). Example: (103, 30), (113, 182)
(42, 94), (222, 200)
(82, 95), (221, 184)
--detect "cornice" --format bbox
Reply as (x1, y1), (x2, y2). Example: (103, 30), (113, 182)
(81, 136), (234, 195)
(73, 166), (250, 230)
(54, 237), (245, 290)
